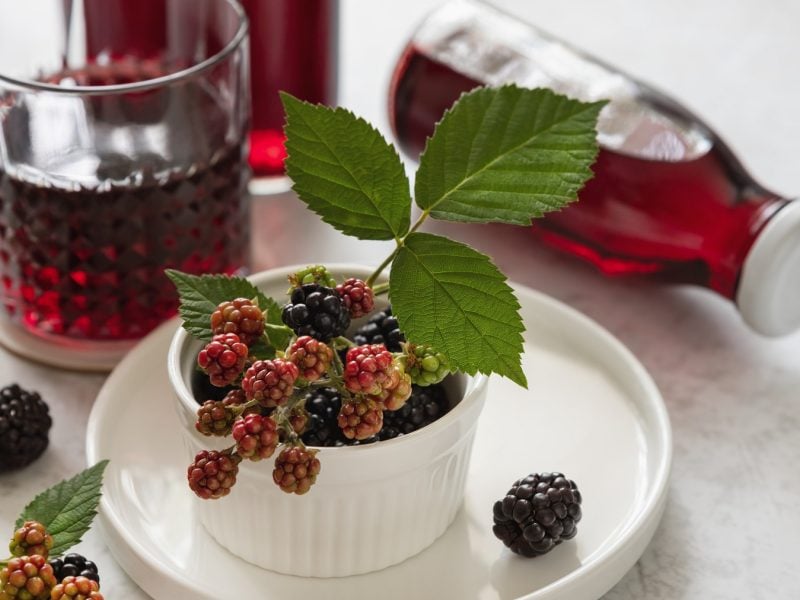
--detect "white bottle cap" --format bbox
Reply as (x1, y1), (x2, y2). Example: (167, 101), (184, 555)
(737, 200), (800, 336)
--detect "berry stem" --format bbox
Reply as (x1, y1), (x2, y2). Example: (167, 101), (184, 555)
(334, 336), (356, 349)
(366, 248), (399, 287)
(371, 282), (389, 296)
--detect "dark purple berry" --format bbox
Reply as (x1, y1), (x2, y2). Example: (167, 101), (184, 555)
(0, 384), (52, 472)
(49, 553), (100, 584)
(352, 306), (405, 351)
(492, 472), (582, 557)
(282, 283), (350, 342)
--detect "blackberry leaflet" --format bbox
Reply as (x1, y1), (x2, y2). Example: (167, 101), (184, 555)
(352, 306), (405, 352)
(281, 283), (350, 342)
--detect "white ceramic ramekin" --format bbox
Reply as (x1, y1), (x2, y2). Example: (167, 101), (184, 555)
(167, 264), (488, 577)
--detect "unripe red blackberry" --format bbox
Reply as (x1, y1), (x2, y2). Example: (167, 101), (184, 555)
(232, 414), (279, 461)
(492, 472), (583, 557)
(336, 278), (375, 318)
(286, 336), (333, 382)
(373, 366), (412, 411)
(9, 521), (53, 559)
(187, 449), (241, 500)
(210, 298), (265, 346)
(241, 359), (299, 408)
(0, 384), (52, 473)
(281, 283), (350, 342)
(287, 405), (311, 436)
(195, 400), (237, 437)
(338, 396), (383, 440)
(343, 344), (394, 396)
(0, 555), (57, 600)
(273, 445), (321, 495)
(50, 576), (103, 600)
(197, 333), (249, 387)
(221, 388), (247, 407)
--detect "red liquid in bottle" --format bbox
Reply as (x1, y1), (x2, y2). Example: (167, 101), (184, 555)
(241, 0), (338, 177)
(0, 63), (248, 340)
(388, 7), (788, 301)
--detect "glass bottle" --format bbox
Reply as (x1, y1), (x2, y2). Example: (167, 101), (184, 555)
(389, 0), (800, 336)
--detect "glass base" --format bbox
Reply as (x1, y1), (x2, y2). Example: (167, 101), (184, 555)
(0, 316), (138, 372)
(249, 174), (292, 196)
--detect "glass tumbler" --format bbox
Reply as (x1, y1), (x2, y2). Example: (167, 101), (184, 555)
(0, 0), (250, 353)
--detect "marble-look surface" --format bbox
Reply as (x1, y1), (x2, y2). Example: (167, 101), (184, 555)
(2, 1), (800, 598)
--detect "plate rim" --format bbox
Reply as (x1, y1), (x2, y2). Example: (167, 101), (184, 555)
(86, 277), (672, 600)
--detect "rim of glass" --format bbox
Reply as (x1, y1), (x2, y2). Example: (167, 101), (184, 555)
(0, 0), (248, 95)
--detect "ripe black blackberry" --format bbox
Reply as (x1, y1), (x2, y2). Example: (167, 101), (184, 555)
(282, 283), (350, 342)
(49, 553), (100, 584)
(0, 384), (52, 472)
(492, 472), (582, 557)
(352, 306), (405, 352)
(301, 388), (342, 447)
(378, 383), (449, 440)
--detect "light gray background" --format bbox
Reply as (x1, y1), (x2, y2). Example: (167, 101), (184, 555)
(1, 1), (799, 598)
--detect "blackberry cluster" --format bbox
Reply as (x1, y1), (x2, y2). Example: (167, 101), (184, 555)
(379, 383), (450, 440)
(49, 554), (100, 584)
(301, 384), (450, 446)
(0, 384), (52, 472)
(282, 283), (350, 342)
(492, 472), (582, 557)
(352, 306), (405, 351)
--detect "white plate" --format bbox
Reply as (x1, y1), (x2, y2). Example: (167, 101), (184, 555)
(86, 283), (671, 600)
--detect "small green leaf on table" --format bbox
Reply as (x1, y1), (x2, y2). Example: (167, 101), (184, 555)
(390, 233), (527, 387)
(282, 92), (412, 241)
(415, 85), (606, 225)
(16, 461), (109, 557)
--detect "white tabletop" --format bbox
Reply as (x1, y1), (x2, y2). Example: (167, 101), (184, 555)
(2, 1), (799, 598)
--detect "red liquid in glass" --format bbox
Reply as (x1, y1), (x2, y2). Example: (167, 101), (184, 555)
(241, 0), (338, 177)
(389, 47), (787, 299)
(0, 64), (248, 340)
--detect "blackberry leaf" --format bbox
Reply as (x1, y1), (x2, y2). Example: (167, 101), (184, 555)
(282, 92), (411, 241)
(415, 85), (605, 225)
(390, 233), (526, 387)
(17, 461), (109, 556)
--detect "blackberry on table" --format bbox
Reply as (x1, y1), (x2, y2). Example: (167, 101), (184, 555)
(379, 383), (450, 440)
(352, 306), (405, 352)
(492, 472), (582, 557)
(49, 554), (100, 584)
(0, 384), (52, 472)
(281, 283), (350, 342)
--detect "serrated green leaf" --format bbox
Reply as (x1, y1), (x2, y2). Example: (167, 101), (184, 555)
(415, 85), (605, 225)
(282, 92), (411, 241)
(262, 295), (293, 352)
(165, 270), (282, 347)
(390, 233), (526, 387)
(16, 461), (109, 556)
